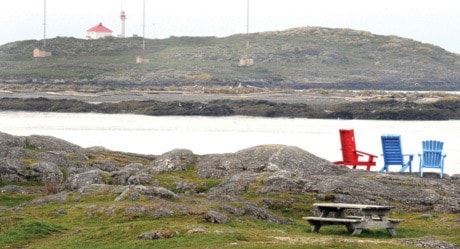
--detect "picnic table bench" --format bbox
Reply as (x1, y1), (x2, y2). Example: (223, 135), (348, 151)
(303, 203), (402, 236)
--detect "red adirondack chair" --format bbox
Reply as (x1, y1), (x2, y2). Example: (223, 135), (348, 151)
(333, 129), (377, 171)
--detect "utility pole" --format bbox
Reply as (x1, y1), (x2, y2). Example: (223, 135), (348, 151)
(44, 0), (47, 48)
(246, 0), (249, 35)
(142, 0), (145, 52)
(246, 0), (250, 49)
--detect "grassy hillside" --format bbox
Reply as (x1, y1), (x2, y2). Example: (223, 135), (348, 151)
(1, 27), (459, 90)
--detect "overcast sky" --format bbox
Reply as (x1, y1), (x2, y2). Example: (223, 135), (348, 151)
(1, 0), (459, 54)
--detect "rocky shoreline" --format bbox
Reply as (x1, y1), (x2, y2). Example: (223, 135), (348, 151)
(0, 86), (459, 120)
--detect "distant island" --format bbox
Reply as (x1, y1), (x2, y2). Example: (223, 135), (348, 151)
(1, 26), (459, 91)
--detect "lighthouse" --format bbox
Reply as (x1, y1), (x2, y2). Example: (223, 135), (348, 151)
(120, 10), (126, 38)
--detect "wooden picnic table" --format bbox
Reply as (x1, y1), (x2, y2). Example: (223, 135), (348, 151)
(303, 203), (402, 236)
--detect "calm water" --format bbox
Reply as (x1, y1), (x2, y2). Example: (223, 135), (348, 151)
(0, 111), (458, 175)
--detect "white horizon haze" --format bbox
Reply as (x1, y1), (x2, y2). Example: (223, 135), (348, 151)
(0, 0), (459, 54)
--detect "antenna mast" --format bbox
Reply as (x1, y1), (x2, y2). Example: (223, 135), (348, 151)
(142, 0), (145, 52)
(246, 0), (249, 35)
(238, 0), (254, 67)
(44, 0), (47, 48)
(246, 0), (249, 50)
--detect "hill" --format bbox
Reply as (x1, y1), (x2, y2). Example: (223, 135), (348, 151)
(1, 26), (460, 90)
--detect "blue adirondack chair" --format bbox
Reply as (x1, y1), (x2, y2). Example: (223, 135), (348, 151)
(379, 135), (414, 173)
(418, 140), (446, 178)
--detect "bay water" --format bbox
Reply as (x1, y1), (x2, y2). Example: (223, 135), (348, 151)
(0, 111), (458, 175)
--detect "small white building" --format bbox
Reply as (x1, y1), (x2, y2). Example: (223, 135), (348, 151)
(33, 48), (52, 58)
(136, 56), (150, 64)
(239, 56), (254, 67)
(86, 23), (113, 40)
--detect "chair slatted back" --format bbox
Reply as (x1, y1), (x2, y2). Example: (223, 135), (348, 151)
(339, 129), (357, 163)
(421, 140), (444, 168)
(381, 135), (403, 165)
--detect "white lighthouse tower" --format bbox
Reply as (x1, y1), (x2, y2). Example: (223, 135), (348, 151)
(120, 10), (126, 38)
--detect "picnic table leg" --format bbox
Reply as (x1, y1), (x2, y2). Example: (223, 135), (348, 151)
(352, 228), (362, 235)
(387, 228), (397, 237)
(345, 224), (355, 233)
(312, 224), (321, 233)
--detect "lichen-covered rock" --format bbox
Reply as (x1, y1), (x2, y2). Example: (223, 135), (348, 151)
(207, 173), (258, 195)
(137, 230), (178, 240)
(69, 170), (104, 190)
(29, 162), (64, 183)
(0, 159), (26, 182)
(124, 163), (145, 173)
(127, 173), (152, 185)
(242, 203), (293, 224)
(39, 151), (69, 168)
(135, 186), (179, 199)
(30, 192), (69, 204)
(149, 149), (194, 173)
(204, 210), (229, 224)
(114, 187), (142, 202)
(25, 135), (82, 152)
(0, 131), (24, 147)
(92, 160), (119, 172)
(174, 181), (197, 192)
(197, 144), (346, 178)
(111, 170), (130, 185)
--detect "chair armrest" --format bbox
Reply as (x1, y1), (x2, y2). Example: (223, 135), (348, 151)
(403, 154), (414, 158)
(355, 150), (378, 158)
(403, 154), (414, 163)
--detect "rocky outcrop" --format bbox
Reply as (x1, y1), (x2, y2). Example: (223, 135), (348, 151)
(197, 145), (344, 179)
(201, 145), (460, 213)
(1, 132), (459, 218)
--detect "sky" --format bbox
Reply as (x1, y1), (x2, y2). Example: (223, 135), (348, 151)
(0, 0), (459, 54)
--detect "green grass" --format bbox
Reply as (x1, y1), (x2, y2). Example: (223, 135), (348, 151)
(0, 193), (36, 207)
(0, 220), (63, 247)
(0, 189), (458, 249)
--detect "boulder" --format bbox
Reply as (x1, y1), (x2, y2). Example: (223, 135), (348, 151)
(124, 163), (145, 173)
(30, 192), (68, 204)
(111, 170), (130, 185)
(242, 202), (293, 224)
(149, 149), (194, 173)
(0, 159), (26, 182)
(204, 210), (229, 224)
(0, 131), (24, 147)
(24, 135), (82, 152)
(137, 230), (178, 240)
(30, 162), (64, 183)
(197, 144), (345, 178)
(39, 151), (69, 168)
(135, 186), (179, 199)
(69, 170), (104, 190)
(127, 173), (152, 185)
(92, 160), (119, 172)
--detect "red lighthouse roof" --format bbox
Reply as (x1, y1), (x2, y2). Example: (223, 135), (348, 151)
(87, 23), (113, 32)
